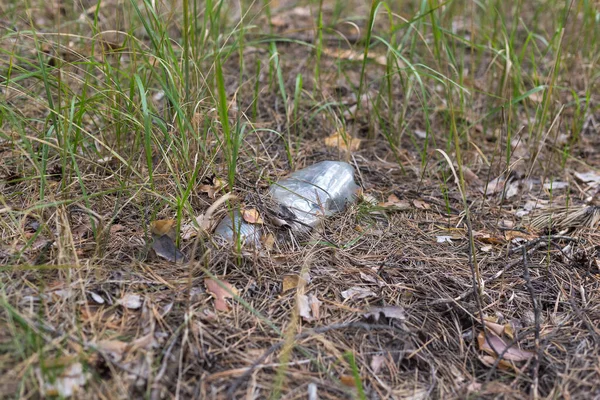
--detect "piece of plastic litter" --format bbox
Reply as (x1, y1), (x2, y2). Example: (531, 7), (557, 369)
(214, 161), (360, 244)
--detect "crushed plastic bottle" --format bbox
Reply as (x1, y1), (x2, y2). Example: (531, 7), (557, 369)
(213, 209), (261, 246)
(214, 161), (360, 244)
(269, 161), (360, 228)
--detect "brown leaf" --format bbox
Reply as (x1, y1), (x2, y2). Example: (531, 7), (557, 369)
(308, 293), (322, 320)
(199, 177), (227, 199)
(324, 130), (361, 152)
(110, 224), (125, 234)
(479, 354), (515, 371)
(463, 167), (481, 186)
(282, 275), (300, 293)
(150, 219), (176, 236)
(95, 340), (128, 362)
(378, 194), (410, 209)
(262, 233), (275, 251)
(483, 320), (505, 336)
(242, 208), (264, 224)
(339, 375), (356, 387)
(504, 230), (537, 242)
(477, 331), (534, 362)
(474, 231), (504, 245)
(205, 278), (238, 312)
(413, 199), (431, 210)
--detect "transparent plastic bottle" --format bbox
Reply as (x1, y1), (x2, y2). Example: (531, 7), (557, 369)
(214, 161), (360, 244)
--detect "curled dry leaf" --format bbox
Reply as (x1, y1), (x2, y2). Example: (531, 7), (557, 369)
(118, 293), (142, 310)
(205, 278), (238, 312)
(297, 294), (311, 321)
(308, 293), (322, 320)
(474, 232), (504, 245)
(477, 331), (534, 362)
(483, 320), (506, 336)
(297, 293), (322, 322)
(504, 229), (537, 242)
(242, 208), (264, 224)
(324, 130), (361, 152)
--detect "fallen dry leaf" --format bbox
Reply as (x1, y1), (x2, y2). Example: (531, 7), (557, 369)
(341, 287), (376, 300)
(150, 219), (176, 237)
(477, 331), (534, 362)
(262, 233), (275, 251)
(483, 320), (506, 336)
(378, 194), (410, 209)
(199, 177), (227, 199)
(339, 375), (357, 387)
(95, 340), (128, 362)
(324, 130), (361, 152)
(282, 275), (301, 293)
(205, 278), (238, 312)
(370, 354), (386, 374)
(504, 230), (537, 242)
(463, 167), (481, 186)
(474, 232), (504, 245)
(242, 208), (264, 224)
(118, 293), (142, 310)
(413, 199), (431, 210)
(297, 294), (312, 321)
(308, 293), (322, 320)
(110, 224), (124, 234)
(297, 293), (321, 322)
